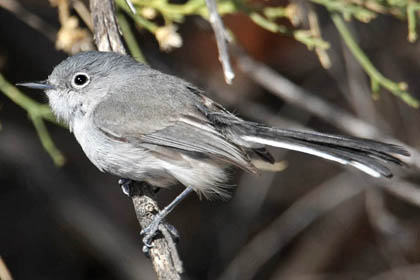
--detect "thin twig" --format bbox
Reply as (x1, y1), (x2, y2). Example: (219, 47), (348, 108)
(115, 0), (158, 33)
(89, 1), (183, 278)
(125, 0), (137, 14)
(407, 2), (418, 43)
(367, 264), (420, 280)
(0, 257), (13, 280)
(0, 0), (56, 41)
(331, 13), (419, 108)
(204, 0), (235, 84)
(365, 188), (409, 267)
(0, 73), (65, 165)
(73, 0), (94, 31)
(30, 113), (66, 166)
(117, 12), (147, 63)
(219, 172), (366, 280)
(381, 178), (420, 208)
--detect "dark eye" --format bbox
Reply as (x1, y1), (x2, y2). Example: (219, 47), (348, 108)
(72, 72), (90, 88)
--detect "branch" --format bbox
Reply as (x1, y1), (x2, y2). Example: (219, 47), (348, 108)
(0, 0), (56, 41)
(204, 0), (234, 84)
(116, 12), (147, 63)
(367, 264), (420, 280)
(0, 73), (65, 166)
(130, 182), (183, 278)
(90, 0), (126, 54)
(331, 13), (419, 108)
(89, 1), (183, 278)
(219, 172), (367, 280)
(0, 257), (13, 280)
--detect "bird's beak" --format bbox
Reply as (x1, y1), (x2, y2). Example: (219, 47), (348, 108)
(16, 80), (55, 90)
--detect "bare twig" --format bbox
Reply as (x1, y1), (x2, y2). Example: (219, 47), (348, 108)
(273, 191), (364, 279)
(0, 73), (65, 166)
(365, 189), (409, 267)
(331, 14), (419, 108)
(0, 257), (13, 280)
(219, 172), (366, 280)
(0, 0), (56, 41)
(117, 12), (146, 63)
(367, 264), (420, 280)
(73, 0), (94, 31)
(381, 178), (420, 208)
(89, 0), (183, 278)
(205, 0), (235, 84)
(125, 0), (137, 14)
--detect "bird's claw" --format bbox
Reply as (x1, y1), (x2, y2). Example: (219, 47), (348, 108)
(141, 216), (161, 249)
(140, 213), (179, 255)
(118, 178), (133, 197)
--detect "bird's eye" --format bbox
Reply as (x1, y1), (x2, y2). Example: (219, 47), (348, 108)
(72, 72), (90, 88)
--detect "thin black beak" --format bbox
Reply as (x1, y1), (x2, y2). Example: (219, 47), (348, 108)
(16, 80), (55, 90)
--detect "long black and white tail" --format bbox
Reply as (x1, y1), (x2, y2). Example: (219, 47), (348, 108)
(235, 123), (409, 178)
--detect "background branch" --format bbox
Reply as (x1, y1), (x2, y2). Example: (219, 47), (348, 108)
(204, 0), (234, 84)
(0, 257), (13, 280)
(0, 73), (65, 166)
(331, 13), (418, 108)
(219, 172), (367, 280)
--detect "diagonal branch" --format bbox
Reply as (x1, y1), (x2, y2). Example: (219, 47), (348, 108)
(205, 0), (235, 84)
(89, 1), (183, 278)
(219, 172), (367, 280)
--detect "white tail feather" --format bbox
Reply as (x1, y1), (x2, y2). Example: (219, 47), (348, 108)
(241, 135), (381, 178)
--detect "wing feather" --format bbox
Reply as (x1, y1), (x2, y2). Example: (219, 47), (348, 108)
(92, 91), (256, 173)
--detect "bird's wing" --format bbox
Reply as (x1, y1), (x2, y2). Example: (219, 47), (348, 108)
(91, 81), (256, 173)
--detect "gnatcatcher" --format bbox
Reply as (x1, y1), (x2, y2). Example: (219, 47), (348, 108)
(17, 51), (409, 248)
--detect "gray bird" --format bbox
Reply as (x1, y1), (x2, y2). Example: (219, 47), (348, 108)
(18, 51), (409, 248)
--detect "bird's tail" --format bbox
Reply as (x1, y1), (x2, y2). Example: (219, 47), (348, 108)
(230, 122), (409, 178)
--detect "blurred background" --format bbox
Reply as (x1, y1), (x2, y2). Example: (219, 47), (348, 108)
(1, 0), (420, 279)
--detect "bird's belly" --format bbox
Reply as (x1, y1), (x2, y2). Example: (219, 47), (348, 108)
(72, 119), (231, 197)
(72, 119), (177, 187)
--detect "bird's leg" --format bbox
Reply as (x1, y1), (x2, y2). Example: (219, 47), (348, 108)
(118, 178), (133, 196)
(141, 187), (194, 250)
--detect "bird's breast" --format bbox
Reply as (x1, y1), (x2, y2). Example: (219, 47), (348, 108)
(71, 116), (172, 185)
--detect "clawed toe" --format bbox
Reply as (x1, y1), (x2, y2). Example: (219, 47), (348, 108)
(140, 214), (180, 254)
(141, 220), (161, 248)
(118, 179), (133, 197)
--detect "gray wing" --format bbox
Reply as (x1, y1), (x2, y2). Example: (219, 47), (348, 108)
(91, 75), (256, 173)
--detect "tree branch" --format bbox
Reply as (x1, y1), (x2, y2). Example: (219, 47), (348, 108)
(219, 172), (367, 280)
(90, 0), (126, 54)
(204, 0), (234, 84)
(0, 257), (13, 280)
(89, 1), (183, 278)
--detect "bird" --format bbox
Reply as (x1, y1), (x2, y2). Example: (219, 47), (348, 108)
(17, 51), (409, 248)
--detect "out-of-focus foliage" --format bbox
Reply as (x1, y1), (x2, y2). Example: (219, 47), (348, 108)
(116, 0), (420, 107)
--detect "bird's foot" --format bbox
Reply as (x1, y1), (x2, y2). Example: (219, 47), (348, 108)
(119, 179), (160, 196)
(140, 213), (179, 254)
(118, 178), (133, 197)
